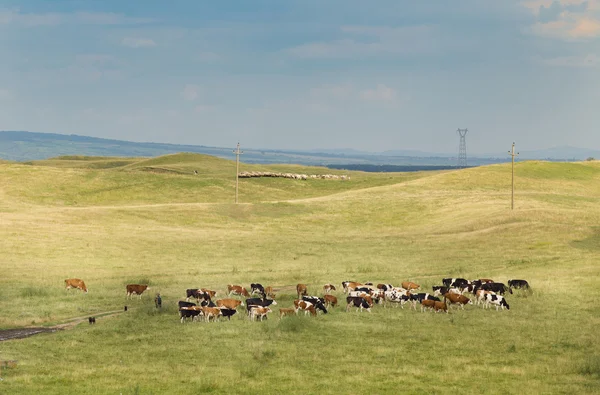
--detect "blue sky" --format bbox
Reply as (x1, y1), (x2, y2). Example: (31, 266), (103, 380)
(1, 0), (599, 154)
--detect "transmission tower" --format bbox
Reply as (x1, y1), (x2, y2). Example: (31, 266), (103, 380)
(457, 128), (468, 168)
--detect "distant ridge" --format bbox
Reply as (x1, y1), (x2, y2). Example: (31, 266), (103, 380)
(0, 131), (594, 166)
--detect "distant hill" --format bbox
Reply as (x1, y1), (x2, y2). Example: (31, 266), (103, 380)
(1, 131), (594, 167)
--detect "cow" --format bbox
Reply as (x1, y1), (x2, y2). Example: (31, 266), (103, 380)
(216, 298), (244, 309)
(178, 300), (196, 310)
(227, 284), (250, 298)
(88, 317), (96, 324)
(369, 289), (385, 304)
(126, 284), (149, 299)
(433, 301), (448, 313)
(346, 296), (373, 313)
(401, 281), (420, 291)
(323, 294), (338, 308)
(343, 282), (363, 293)
(245, 297), (277, 316)
(383, 290), (409, 308)
(408, 293), (440, 310)
(421, 299), (436, 312)
(250, 306), (272, 321)
(323, 284), (337, 294)
(443, 293), (472, 310)
(201, 306), (223, 322)
(481, 282), (512, 295)
(200, 299), (216, 308)
(296, 284), (308, 298)
(65, 278), (88, 293)
(302, 296), (328, 314)
(432, 286), (451, 297)
(508, 279), (530, 291)
(474, 290), (495, 306)
(180, 306), (203, 323)
(484, 294), (510, 311)
(200, 288), (217, 299)
(279, 308), (296, 319)
(264, 286), (276, 298)
(377, 283), (394, 291)
(294, 300), (317, 316)
(186, 289), (210, 302)
(442, 278), (470, 288)
(479, 278), (494, 284)
(218, 307), (237, 320)
(250, 283), (266, 296)
(341, 281), (357, 293)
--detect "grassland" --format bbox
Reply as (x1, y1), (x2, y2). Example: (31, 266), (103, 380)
(0, 154), (599, 394)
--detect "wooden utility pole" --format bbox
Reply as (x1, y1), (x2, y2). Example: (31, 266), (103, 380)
(233, 142), (243, 204)
(508, 142), (519, 210)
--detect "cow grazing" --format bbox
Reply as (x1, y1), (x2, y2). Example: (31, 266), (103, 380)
(484, 294), (510, 311)
(218, 307), (237, 320)
(180, 306), (203, 323)
(245, 297), (277, 316)
(409, 293), (440, 309)
(178, 300), (197, 310)
(323, 294), (338, 308)
(377, 283), (394, 291)
(343, 282), (363, 293)
(279, 308), (296, 319)
(342, 281), (356, 293)
(433, 301), (448, 313)
(443, 293), (472, 309)
(227, 284), (250, 298)
(442, 278), (470, 288)
(508, 279), (530, 291)
(383, 290), (409, 308)
(65, 278), (88, 293)
(126, 284), (149, 299)
(323, 284), (336, 293)
(346, 296), (373, 313)
(421, 299), (436, 312)
(294, 300), (317, 316)
(216, 298), (244, 309)
(474, 290), (495, 306)
(432, 286), (451, 297)
(401, 281), (420, 291)
(296, 284), (308, 298)
(481, 282), (512, 295)
(250, 283), (266, 296)
(302, 296), (328, 314)
(250, 306), (272, 321)
(186, 289), (210, 302)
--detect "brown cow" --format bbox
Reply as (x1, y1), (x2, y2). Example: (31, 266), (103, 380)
(433, 301), (448, 313)
(227, 284), (250, 297)
(279, 308), (296, 319)
(421, 299), (436, 312)
(126, 284), (149, 299)
(65, 278), (88, 293)
(293, 300), (317, 317)
(264, 286), (276, 299)
(323, 284), (336, 293)
(201, 306), (223, 322)
(401, 281), (420, 291)
(201, 288), (217, 298)
(216, 298), (244, 309)
(324, 294), (338, 308)
(296, 283), (308, 298)
(443, 293), (472, 310)
(250, 306), (272, 321)
(343, 282), (362, 293)
(479, 278), (494, 284)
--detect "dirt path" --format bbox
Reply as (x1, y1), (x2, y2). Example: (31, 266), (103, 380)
(0, 310), (124, 342)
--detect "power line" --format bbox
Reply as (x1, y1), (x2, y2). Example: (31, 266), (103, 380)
(508, 142), (519, 210)
(457, 128), (468, 168)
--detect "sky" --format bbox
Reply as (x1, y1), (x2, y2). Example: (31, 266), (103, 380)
(1, 0), (599, 155)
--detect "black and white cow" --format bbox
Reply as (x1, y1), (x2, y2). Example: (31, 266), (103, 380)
(245, 297), (277, 314)
(218, 307), (237, 320)
(250, 283), (266, 296)
(483, 294), (510, 310)
(442, 278), (471, 288)
(481, 282), (512, 295)
(346, 296), (373, 313)
(508, 279), (530, 290)
(302, 296), (328, 314)
(179, 307), (202, 323)
(186, 289), (211, 302)
(407, 293), (440, 309)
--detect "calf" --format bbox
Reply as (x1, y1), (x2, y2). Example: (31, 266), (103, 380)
(433, 301), (448, 313)
(227, 284), (250, 298)
(180, 306), (203, 323)
(443, 293), (472, 310)
(421, 299), (436, 312)
(201, 306), (223, 322)
(323, 284), (336, 294)
(346, 296), (373, 313)
(296, 283), (308, 298)
(323, 294), (338, 308)
(216, 298), (244, 309)
(250, 306), (272, 321)
(279, 308), (296, 319)
(484, 294), (510, 311)
(65, 278), (88, 293)
(126, 284), (149, 299)
(401, 281), (420, 291)
(481, 282), (512, 295)
(264, 286), (276, 298)
(508, 279), (530, 291)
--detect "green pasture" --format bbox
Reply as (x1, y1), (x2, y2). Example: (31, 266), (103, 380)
(0, 154), (599, 394)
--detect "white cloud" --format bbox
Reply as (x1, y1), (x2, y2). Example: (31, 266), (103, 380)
(181, 85), (199, 101)
(524, 0), (600, 39)
(0, 9), (153, 27)
(360, 84), (397, 101)
(121, 37), (156, 48)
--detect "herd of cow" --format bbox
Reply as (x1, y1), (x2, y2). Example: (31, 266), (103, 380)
(63, 277), (530, 323)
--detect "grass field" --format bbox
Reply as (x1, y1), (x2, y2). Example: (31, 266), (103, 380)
(0, 154), (599, 394)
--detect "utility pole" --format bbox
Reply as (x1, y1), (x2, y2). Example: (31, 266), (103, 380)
(457, 128), (468, 168)
(233, 142), (243, 204)
(508, 142), (519, 210)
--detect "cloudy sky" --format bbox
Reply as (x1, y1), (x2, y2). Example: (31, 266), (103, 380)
(1, 0), (599, 154)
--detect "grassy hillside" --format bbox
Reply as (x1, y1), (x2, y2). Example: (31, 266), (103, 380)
(0, 155), (598, 394)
